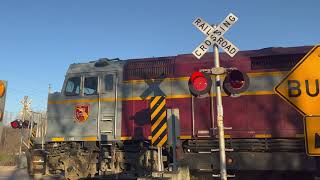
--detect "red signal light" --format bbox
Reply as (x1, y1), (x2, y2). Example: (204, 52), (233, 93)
(229, 70), (245, 89)
(11, 120), (21, 129)
(189, 71), (212, 96)
(223, 69), (250, 96)
(22, 120), (29, 128)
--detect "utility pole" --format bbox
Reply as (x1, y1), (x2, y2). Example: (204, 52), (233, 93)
(48, 84), (52, 94)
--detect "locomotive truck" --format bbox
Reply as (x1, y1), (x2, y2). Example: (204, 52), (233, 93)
(26, 45), (319, 179)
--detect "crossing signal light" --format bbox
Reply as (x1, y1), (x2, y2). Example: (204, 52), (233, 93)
(11, 119), (22, 129)
(11, 119), (33, 129)
(223, 69), (250, 96)
(0, 80), (7, 122)
(22, 120), (30, 128)
(189, 69), (249, 97)
(188, 71), (212, 96)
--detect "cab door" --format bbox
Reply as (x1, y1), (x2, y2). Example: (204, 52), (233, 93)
(99, 72), (119, 141)
(80, 75), (100, 139)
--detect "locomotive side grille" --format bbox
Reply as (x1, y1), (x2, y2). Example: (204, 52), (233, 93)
(125, 58), (174, 79)
(250, 53), (305, 70)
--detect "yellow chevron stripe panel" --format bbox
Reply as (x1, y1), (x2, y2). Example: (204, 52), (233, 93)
(150, 96), (167, 147)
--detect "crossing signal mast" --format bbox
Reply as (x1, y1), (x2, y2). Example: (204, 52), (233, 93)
(190, 13), (249, 180)
(10, 96), (32, 129)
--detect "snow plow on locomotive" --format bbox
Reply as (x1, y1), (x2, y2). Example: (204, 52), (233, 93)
(27, 46), (320, 179)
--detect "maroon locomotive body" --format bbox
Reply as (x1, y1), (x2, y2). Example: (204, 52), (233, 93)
(121, 46), (310, 140)
(32, 46), (318, 179)
(116, 45), (317, 173)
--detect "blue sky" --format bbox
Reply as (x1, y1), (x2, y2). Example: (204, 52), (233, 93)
(0, 0), (319, 120)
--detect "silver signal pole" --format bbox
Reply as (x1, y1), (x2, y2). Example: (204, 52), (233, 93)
(213, 43), (227, 180)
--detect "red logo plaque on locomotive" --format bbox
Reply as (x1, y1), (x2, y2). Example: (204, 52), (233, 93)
(74, 104), (90, 122)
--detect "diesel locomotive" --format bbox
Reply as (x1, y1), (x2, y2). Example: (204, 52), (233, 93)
(26, 45), (319, 179)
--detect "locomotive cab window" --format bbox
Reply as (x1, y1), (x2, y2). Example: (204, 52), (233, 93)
(84, 76), (98, 96)
(65, 77), (81, 96)
(104, 74), (114, 91)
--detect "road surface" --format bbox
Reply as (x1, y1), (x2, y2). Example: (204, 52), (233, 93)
(0, 167), (63, 180)
(0, 166), (29, 180)
(1, 166), (318, 180)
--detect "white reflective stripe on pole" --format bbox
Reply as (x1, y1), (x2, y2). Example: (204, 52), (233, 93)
(214, 44), (227, 180)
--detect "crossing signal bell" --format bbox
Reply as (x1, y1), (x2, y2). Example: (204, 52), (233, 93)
(0, 80), (7, 121)
(188, 71), (212, 96)
(223, 69), (250, 96)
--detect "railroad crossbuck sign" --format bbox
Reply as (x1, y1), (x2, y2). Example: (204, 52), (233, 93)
(304, 116), (320, 156)
(192, 13), (239, 59)
(275, 45), (320, 115)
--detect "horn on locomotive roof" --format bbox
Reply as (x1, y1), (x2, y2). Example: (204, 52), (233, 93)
(94, 58), (120, 67)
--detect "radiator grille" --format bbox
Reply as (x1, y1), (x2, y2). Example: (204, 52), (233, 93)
(125, 58), (174, 79)
(251, 53), (306, 70)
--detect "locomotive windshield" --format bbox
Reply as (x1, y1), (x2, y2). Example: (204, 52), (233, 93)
(65, 76), (80, 96)
(84, 76), (98, 95)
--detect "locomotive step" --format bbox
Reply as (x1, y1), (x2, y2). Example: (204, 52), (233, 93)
(212, 127), (233, 130)
(100, 143), (113, 146)
(212, 174), (236, 178)
(32, 160), (44, 163)
(211, 148), (234, 152)
(197, 148), (234, 153)
(100, 130), (113, 133)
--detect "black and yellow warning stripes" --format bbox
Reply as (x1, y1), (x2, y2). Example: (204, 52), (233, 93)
(29, 128), (36, 148)
(150, 96), (167, 147)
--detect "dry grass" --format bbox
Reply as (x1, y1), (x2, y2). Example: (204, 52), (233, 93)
(0, 152), (16, 166)
(0, 127), (27, 166)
